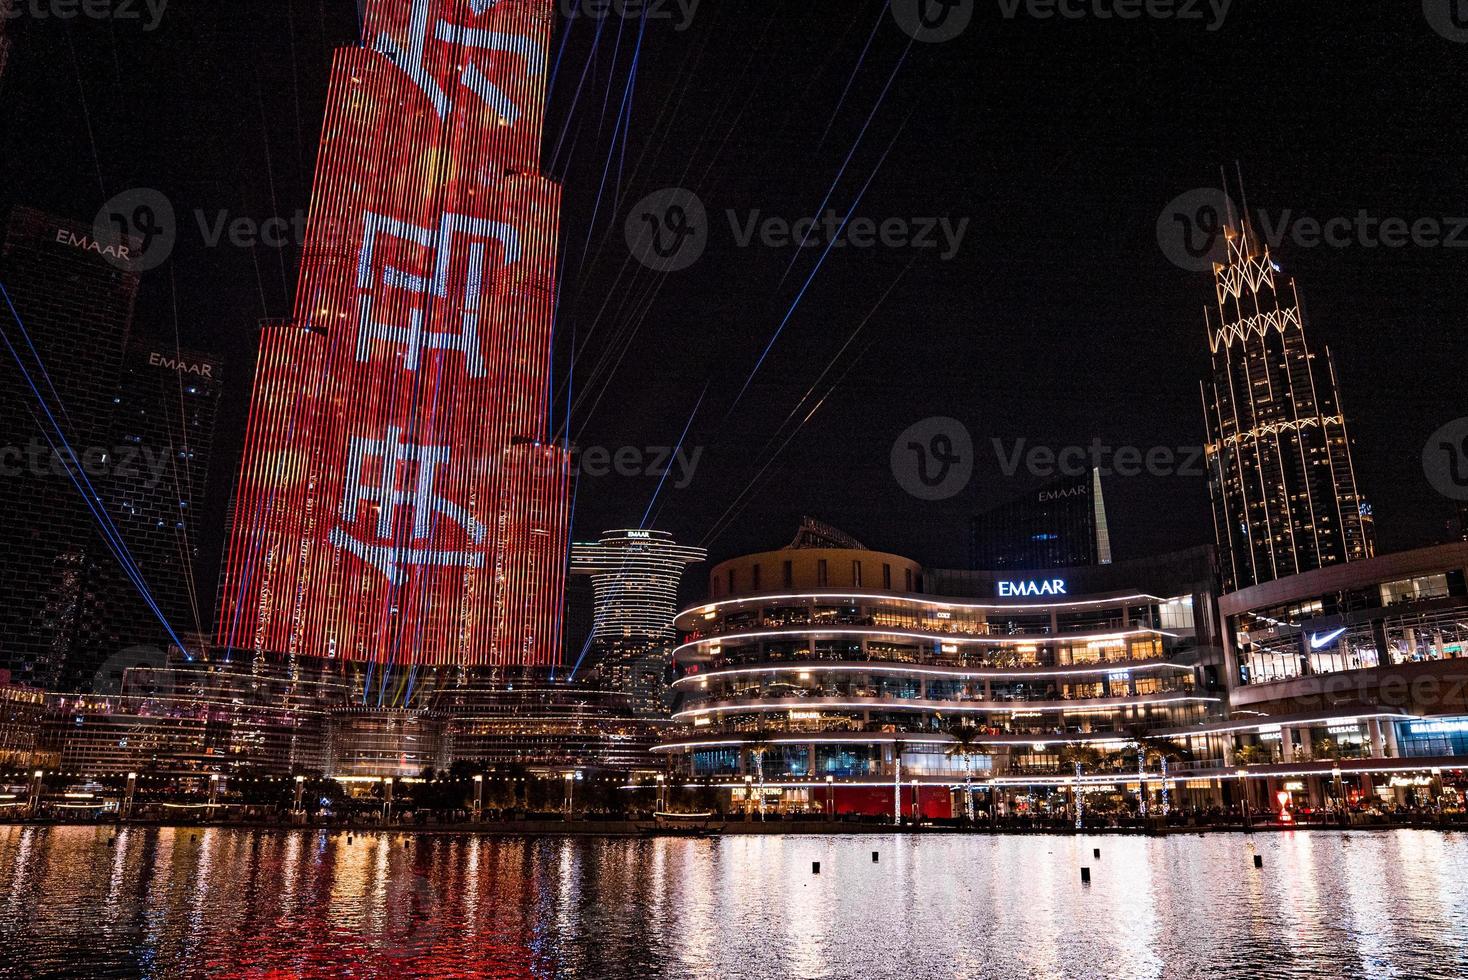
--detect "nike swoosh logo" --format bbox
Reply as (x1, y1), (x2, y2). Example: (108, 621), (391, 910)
(1310, 628), (1347, 650)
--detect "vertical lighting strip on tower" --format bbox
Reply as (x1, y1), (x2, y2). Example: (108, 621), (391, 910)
(218, 0), (569, 669)
(1200, 218), (1372, 593)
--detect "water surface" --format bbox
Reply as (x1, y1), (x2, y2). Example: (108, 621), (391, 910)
(2, 826), (1465, 979)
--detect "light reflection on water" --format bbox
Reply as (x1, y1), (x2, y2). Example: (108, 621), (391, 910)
(2, 826), (1467, 979)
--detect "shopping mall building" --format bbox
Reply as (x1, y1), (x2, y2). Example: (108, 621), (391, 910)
(655, 530), (1235, 818)
(656, 534), (1468, 819)
(1216, 541), (1468, 814)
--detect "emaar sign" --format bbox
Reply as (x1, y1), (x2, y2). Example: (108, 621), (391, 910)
(997, 579), (1067, 598)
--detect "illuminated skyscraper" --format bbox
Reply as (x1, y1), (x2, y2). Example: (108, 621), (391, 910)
(570, 529), (705, 715)
(1201, 207), (1373, 594)
(217, 0), (570, 669)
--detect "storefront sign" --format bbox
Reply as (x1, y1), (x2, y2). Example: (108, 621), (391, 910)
(997, 579), (1067, 598)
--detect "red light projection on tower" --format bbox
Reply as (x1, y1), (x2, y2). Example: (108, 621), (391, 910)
(217, 0), (569, 668)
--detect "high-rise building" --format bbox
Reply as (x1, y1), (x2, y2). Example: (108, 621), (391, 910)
(217, 0), (570, 671)
(970, 469), (1112, 571)
(1200, 207), (1374, 594)
(70, 343), (223, 690)
(570, 529), (705, 715)
(0, 207), (215, 690)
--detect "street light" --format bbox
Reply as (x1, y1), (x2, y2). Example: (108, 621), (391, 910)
(655, 773), (666, 813)
(564, 772), (575, 820)
(825, 774), (834, 820)
(1331, 765), (1344, 823)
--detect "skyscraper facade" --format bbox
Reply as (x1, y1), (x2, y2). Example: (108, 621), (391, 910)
(73, 343), (223, 690)
(217, 0), (570, 670)
(970, 468), (1113, 571)
(0, 208), (216, 690)
(570, 529), (705, 715)
(1201, 219), (1373, 594)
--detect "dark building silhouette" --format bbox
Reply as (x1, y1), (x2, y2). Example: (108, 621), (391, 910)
(0, 207), (219, 691)
(970, 469), (1112, 571)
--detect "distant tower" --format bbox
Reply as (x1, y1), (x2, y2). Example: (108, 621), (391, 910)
(569, 530), (705, 715)
(1200, 182), (1373, 593)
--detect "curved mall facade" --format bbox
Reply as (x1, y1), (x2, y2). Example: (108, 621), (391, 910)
(656, 544), (1225, 817)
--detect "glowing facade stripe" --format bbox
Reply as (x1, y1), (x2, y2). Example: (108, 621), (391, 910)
(673, 626), (1174, 657)
(217, 0), (568, 668)
(670, 657), (1189, 686)
(653, 734), (1138, 753)
(671, 695), (1221, 720)
(672, 590), (1170, 628)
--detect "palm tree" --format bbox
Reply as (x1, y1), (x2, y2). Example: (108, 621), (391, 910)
(746, 736), (771, 820)
(1234, 743), (1269, 766)
(1126, 723), (1195, 817)
(944, 722), (985, 821)
(1057, 743), (1106, 825)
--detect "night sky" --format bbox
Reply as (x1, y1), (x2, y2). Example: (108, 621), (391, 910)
(2, 0), (1464, 607)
